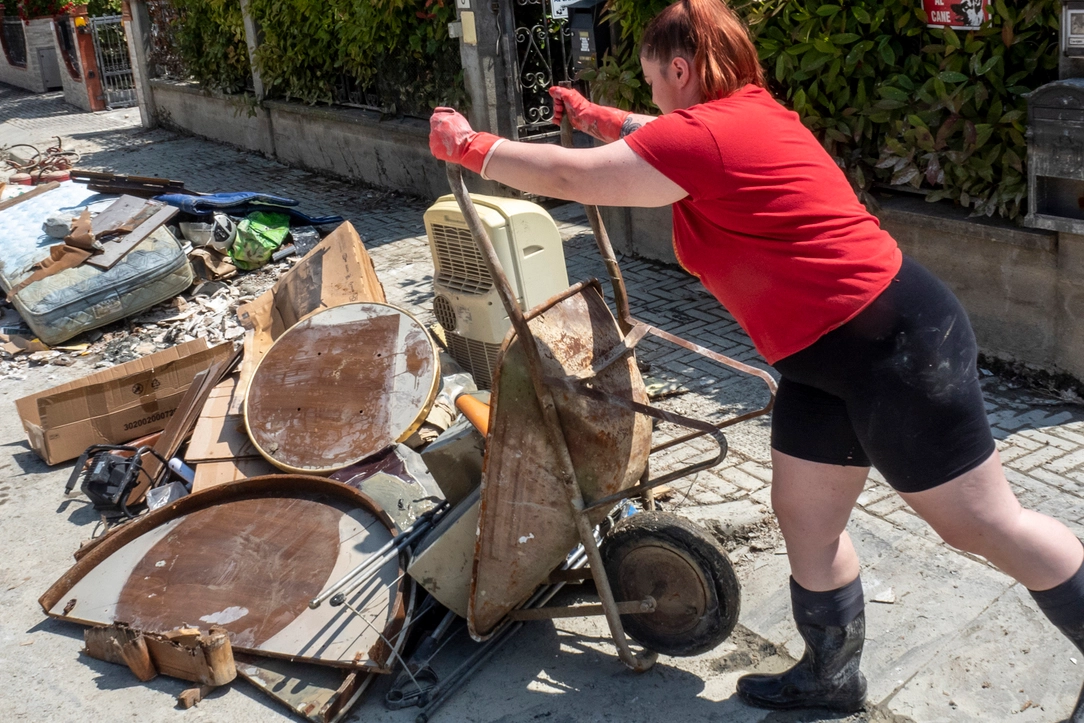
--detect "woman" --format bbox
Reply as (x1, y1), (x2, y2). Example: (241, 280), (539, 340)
(429, 0), (1084, 716)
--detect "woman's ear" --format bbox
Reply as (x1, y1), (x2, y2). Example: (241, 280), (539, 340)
(671, 56), (692, 88)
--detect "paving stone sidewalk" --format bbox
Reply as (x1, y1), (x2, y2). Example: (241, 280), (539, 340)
(1, 83), (1083, 721)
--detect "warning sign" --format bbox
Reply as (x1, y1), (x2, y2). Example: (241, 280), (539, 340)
(924, 0), (989, 31)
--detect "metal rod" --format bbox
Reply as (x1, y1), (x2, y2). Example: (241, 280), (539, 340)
(417, 548), (590, 722)
(445, 164), (654, 674)
(330, 514), (444, 607)
(558, 103), (633, 335)
(310, 503), (447, 609)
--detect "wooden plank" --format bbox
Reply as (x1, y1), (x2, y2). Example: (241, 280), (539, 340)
(191, 458), (280, 493)
(128, 344), (242, 505)
(86, 205), (179, 270)
(89, 194), (149, 238)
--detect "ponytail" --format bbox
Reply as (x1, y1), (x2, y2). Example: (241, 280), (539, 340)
(640, 0), (765, 101)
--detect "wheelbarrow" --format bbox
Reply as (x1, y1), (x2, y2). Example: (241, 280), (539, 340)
(441, 137), (777, 679)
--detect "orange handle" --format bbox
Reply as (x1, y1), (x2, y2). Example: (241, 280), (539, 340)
(455, 394), (490, 437)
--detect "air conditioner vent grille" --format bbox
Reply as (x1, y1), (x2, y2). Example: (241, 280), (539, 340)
(432, 294), (457, 332)
(446, 333), (502, 390)
(430, 223), (493, 295)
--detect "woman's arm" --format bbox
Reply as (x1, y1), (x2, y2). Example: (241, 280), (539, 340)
(483, 139), (686, 208)
(430, 107), (686, 208)
(549, 86), (658, 143)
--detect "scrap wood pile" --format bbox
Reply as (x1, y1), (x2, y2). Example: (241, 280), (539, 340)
(18, 198), (492, 720)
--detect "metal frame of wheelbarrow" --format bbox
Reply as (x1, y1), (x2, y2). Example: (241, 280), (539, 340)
(445, 158), (776, 674)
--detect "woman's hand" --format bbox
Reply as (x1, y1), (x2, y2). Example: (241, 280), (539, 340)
(548, 87), (630, 143)
(429, 108), (502, 175)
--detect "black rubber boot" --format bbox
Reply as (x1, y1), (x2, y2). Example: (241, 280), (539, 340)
(737, 576), (867, 713)
(1030, 558), (1084, 723)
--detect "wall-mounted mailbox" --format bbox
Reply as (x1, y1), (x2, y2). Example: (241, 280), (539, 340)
(1066, 1), (1084, 57)
(1025, 79), (1084, 234)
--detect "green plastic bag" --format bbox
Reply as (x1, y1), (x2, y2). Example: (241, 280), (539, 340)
(229, 211), (290, 271)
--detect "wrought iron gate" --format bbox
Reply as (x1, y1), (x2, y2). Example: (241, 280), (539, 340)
(502, 0), (577, 140)
(90, 15), (137, 108)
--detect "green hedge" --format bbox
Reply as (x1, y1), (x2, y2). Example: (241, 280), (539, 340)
(586, 0), (1058, 220)
(248, 0), (465, 115)
(170, 0), (251, 93)
(164, 0), (465, 116)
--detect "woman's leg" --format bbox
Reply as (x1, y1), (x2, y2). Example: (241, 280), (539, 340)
(735, 450), (871, 712)
(899, 450), (1083, 591)
(771, 450), (869, 590)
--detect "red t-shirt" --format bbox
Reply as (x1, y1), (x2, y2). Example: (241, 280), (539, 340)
(624, 85), (902, 364)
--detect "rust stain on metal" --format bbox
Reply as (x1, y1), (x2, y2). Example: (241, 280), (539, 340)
(467, 282), (652, 639)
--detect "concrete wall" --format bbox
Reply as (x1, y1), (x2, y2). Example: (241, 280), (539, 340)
(596, 194), (1084, 382)
(150, 79), (274, 156)
(0, 18), (56, 93)
(149, 79), (489, 200)
(53, 18), (90, 111)
(267, 101), (449, 200)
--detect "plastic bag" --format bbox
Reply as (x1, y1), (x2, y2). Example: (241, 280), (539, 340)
(229, 211), (290, 270)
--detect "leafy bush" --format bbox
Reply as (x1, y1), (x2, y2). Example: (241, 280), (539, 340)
(3, 1), (74, 18)
(247, 0), (467, 116)
(586, 0), (1058, 219)
(169, 0), (250, 93)
(87, 0), (122, 16)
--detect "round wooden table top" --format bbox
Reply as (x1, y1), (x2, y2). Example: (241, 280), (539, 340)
(245, 302), (440, 474)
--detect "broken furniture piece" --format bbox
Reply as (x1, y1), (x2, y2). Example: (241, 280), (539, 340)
(41, 476), (410, 670)
(244, 302), (439, 474)
(84, 623), (236, 686)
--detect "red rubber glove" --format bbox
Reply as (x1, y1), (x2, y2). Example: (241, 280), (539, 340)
(429, 108), (502, 175)
(548, 86), (630, 143)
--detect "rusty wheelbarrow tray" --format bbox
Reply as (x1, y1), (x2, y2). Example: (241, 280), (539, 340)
(444, 163), (776, 673)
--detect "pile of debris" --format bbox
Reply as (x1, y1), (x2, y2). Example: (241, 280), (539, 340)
(19, 212), (493, 720)
(14, 161), (774, 723)
(0, 169), (343, 382)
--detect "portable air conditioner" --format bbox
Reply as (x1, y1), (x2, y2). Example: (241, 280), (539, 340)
(424, 194), (569, 389)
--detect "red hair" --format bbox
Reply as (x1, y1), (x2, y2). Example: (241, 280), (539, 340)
(640, 0), (765, 100)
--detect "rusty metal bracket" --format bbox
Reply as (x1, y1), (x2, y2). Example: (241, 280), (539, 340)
(569, 321), (650, 381)
(507, 597), (656, 622)
(541, 376), (728, 512)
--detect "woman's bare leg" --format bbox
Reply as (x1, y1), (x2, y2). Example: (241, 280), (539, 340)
(770, 449), (869, 590)
(900, 450), (1082, 591)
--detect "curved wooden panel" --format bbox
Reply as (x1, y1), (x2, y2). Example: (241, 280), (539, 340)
(245, 302), (440, 474)
(40, 476), (407, 670)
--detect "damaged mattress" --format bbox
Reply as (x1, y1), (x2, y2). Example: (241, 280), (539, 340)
(0, 182), (193, 346)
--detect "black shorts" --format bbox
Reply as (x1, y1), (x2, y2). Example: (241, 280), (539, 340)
(770, 256), (996, 493)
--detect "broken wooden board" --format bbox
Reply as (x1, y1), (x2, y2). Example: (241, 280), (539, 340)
(185, 374), (261, 464)
(42, 476), (408, 670)
(233, 580), (413, 722)
(190, 458), (280, 493)
(244, 303), (439, 474)
(86, 204), (179, 270)
(236, 221), (386, 400)
(84, 623), (236, 686)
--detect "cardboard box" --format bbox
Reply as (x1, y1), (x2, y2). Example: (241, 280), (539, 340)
(15, 339), (234, 465)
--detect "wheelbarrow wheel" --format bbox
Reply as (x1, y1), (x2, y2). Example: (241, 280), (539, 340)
(599, 510), (740, 657)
